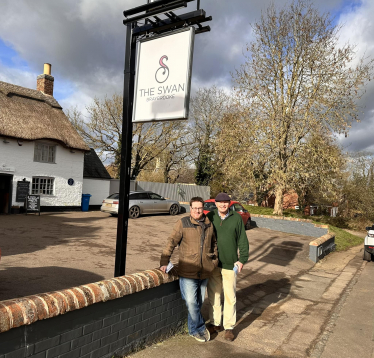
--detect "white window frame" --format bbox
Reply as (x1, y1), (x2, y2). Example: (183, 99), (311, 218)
(32, 177), (55, 196)
(34, 142), (56, 164)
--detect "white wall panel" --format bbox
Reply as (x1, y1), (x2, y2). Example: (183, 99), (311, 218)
(82, 178), (110, 205)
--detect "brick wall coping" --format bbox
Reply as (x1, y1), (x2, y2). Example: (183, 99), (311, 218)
(309, 233), (335, 247)
(250, 214), (329, 228)
(0, 268), (178, 334)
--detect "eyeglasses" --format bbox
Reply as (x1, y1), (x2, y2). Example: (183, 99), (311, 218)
(191, 207), (204, 211)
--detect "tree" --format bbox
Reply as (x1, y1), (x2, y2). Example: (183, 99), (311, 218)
(291, 132), (345, 211)
(341, 152), (374, 221)
(67, 94), (188, 180)
(189, 86), (230, 186)
(222, 0), (373, 214)
(131, 121), (188, 180)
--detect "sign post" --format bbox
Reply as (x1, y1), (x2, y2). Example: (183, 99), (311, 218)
(115, 0), (212, 277)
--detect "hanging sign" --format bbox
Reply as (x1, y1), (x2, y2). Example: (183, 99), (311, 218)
(132, 27), (195, 123)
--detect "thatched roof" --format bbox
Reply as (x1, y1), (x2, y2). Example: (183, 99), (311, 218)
(84, 149), (112, 179)
(0, 81), (89, 151)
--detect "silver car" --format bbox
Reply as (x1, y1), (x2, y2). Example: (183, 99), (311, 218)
(100, 191), (180, 218)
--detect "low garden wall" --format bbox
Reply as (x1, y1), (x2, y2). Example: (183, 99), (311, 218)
(0, 269), (186, 358)
(250, 214), (328, 238)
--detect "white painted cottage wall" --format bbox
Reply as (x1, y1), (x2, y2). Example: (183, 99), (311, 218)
(0, 138), (84, 207)
(82, 179), (110, 205)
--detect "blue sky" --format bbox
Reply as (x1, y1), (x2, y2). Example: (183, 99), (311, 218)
(0, 0), (373, 152)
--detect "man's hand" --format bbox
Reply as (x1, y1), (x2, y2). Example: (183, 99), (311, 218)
(160, 266), (167, 273)
(234, 261), (243, 273)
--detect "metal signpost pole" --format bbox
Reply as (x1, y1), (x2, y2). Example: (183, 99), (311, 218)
(115, 0), (211, 277)
(114, 22), (137, 277)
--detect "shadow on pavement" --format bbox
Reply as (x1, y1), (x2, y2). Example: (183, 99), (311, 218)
(0, 266), (105, 301)
(258, 241), (304, 266)
(234, 277), (291, 336)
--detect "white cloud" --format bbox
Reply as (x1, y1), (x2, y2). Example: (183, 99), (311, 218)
(0, 60), (35, 89)
(337, 0), (374, 152)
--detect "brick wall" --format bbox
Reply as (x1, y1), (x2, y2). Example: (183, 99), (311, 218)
(0, 269), (187, 358)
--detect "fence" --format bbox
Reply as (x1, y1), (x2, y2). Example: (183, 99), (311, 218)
(109, 180), (136, 195)
(135, 181), (210, 202)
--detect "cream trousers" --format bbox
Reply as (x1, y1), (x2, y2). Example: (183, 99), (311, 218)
(207, 266), (236, 330)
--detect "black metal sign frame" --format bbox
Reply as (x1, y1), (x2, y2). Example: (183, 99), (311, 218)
(115, 0), (212, 277)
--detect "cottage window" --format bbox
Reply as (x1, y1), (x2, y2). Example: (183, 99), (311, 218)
(32, 177), (54, 195)
(34, 143), (56, 163)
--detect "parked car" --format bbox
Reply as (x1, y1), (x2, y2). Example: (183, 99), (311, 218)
(203, 199), (251, 230)
(101, 191), (180, 218)
(364, 224), (374, 261)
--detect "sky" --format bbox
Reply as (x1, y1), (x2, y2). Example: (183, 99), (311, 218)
(0, 0), (373, 153)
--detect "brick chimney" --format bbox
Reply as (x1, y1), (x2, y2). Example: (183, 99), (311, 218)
(37, 63), (54, 96)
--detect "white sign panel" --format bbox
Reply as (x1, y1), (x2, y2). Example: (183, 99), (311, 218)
(132, 27), (195, 122)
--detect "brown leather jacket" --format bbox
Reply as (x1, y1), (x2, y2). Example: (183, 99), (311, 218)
(160, 215), (218, 279)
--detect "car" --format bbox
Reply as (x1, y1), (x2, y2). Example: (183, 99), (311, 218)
(101, 191), (180, 219)
(364, 224), (374, 261)
(203, 199), (252, 230)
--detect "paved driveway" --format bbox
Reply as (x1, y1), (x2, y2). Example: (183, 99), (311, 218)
(0, 211), (314, 301)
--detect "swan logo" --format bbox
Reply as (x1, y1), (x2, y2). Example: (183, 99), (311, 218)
(155, 55), (169, 83)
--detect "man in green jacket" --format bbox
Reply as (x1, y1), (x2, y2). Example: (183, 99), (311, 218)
(207, 192), (249, 341)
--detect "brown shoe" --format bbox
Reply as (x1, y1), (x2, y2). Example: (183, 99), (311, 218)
(207, 324), (221, 334)
(224, 329), (235, 341)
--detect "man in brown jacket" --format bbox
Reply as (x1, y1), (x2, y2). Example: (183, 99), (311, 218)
(160, 197), (218, 342)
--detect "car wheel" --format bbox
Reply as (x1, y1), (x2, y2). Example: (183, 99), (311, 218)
(245, 219), (251, 230)
(363, 249), (371, 261)
(169, 204), (179, 216)
(129, 206), (140, 219)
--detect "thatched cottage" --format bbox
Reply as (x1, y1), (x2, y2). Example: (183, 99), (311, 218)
(0, 64), (107, 214)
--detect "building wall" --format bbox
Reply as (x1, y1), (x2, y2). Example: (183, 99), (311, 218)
(82, 179), (111, 206)
(283, 190), (299, 209)
(0, 138), (84, 207)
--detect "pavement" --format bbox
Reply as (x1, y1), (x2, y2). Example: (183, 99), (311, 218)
(128, 244), (372, 358)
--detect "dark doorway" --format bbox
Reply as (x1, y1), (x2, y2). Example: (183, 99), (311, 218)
(0, 174), (12, 214)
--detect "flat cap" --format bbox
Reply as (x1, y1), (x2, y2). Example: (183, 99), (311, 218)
(215, 193), (231, 202)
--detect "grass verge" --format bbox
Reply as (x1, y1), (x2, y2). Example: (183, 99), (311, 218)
(327, 225), (364, 251)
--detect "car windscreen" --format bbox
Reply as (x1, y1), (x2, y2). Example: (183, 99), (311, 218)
(204, 202), (217, 211)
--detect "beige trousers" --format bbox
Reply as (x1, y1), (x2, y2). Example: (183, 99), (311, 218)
(207, 266), (237, 330)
